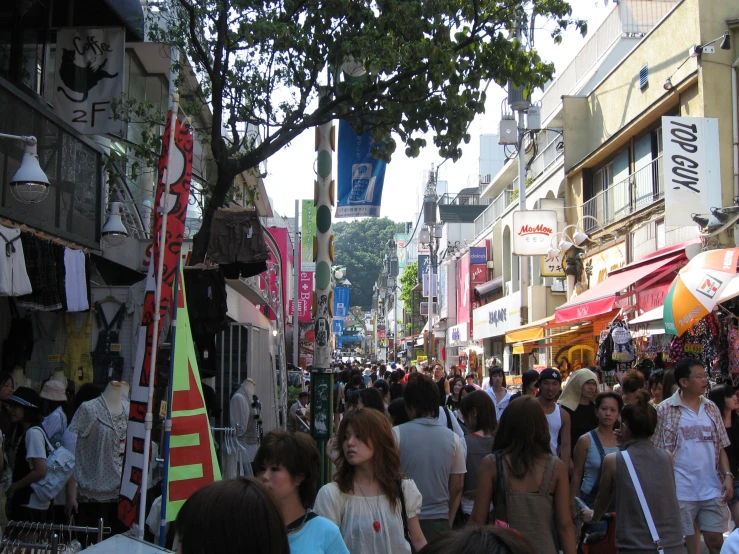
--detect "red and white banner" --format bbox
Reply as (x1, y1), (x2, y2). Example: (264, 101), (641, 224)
(289, 272), (313, 323)
(118, 112), (192, 527)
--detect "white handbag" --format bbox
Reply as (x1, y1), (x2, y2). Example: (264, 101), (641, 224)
(30, 427), (75, 503)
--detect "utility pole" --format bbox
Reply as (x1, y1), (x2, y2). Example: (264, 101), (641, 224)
(293, 199), (300, 368)
(421, 165), (438, 361)
(310, 92), (334, 484)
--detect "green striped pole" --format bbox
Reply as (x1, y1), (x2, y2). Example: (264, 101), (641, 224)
(310, 93), (335, 484)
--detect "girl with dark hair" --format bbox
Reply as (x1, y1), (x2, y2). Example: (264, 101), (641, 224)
(176, 477), (290, 554)
(470, 397), (575, 554)
(387, 398), (410, 426)
(708, 384), (739, 527)
(6, 387), (49, 522)
(458, 391), (497, 522)
(347, 388), (387, 416)
(446, 377), (466, 411)
(582, 391), (684, 553)
(314, 409), (427, 553)
(648, 369), (665, 405)
(570, 392), (623, 519)
(255, 431), (349, 553)
(373, 379), (391, 407)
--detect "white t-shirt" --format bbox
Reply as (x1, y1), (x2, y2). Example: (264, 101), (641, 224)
(23, 426), (51, 511)
(486, 389), (512, 421)
(673, 405), (722, 501)
(722, 529), (739, 553)
(314, 479), (422, 554)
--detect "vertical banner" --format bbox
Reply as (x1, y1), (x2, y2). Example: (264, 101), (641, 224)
(119, 112), (192, 526)
(290, 271), (313, 323)
(54, 28), (125, 135)
(456, 253), (471, 327)
(418, 255), (430, 282)
(333, 287), (350, 319)
(662, 117), (721, 227)
(162, 265), (221, 523)
(336, 119), (387, 218)
(395, 233), (408, 268)
(301, 200), (316, 272)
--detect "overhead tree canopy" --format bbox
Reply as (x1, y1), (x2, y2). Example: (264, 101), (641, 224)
(333, 218), (405, 308)
(147, 0), (585, 261)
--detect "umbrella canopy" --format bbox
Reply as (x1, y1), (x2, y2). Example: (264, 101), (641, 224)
(664, 248), (739, 336)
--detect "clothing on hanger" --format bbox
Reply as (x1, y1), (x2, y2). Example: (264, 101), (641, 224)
(207, 211), (269, 279)
(64, 248), (89, 312)
(17, 234), (65, 311)
(0, 224), (32, 297)
(91, 301), (127, 385)
(63, 311), (94, 385)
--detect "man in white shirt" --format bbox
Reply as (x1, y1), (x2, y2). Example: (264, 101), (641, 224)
(485, 366), (512, 421)
(653, 358), (733, 554)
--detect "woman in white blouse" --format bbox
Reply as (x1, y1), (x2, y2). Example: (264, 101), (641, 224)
(314, 409), (427, 553)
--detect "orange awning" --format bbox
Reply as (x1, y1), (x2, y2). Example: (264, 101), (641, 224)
(504, 316), (554, 344)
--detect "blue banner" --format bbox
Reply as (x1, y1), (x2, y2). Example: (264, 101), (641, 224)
(336, 119), (387, 218)
(417, 255), (430, 282)
(333, 319), (344, 335)
(334, 287), (350, 318)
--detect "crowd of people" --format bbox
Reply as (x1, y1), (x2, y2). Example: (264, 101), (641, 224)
(174, 357), (739, 554)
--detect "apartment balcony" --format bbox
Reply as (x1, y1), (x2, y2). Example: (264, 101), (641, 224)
(539, 0), (678, 126)
(473, 189), (515, 237)
(0, 77), (102, 249)
(581, 156), (664, 232)
(438, 188), (490, 223)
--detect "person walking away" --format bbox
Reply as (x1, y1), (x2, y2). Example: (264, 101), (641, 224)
(486, 366), (512, 421)
(510, 370), (539, 401)
(457, 391), (497, 524)
(581, 391), (684, 554)
(536, 368), (572, 471)
(559, 368), (599, 459)
(708, 383), (739, 529)
(314, 409), (427, 553)
(652, 358), (732, 554)
(394, 374), (466, 542)
(470, 396), (576, 554)
(620, 369), (646, 406)
(569, 392), (622, 527)
(255, 431), (349, 554)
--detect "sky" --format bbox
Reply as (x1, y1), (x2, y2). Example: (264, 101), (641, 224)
(264, 2), (611, 225)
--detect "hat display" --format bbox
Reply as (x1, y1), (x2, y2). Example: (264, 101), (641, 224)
(8, 386), (42, 410)
(40, 380), (67, 402)
(537, 368), (562, 384)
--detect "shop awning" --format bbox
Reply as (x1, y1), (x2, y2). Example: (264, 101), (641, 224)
(474, 276), (503, 300)
(554, 254), (683, 325)
(504, 316), (554, 344)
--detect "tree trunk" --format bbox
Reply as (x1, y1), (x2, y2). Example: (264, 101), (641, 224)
(190, 169), (235, 264)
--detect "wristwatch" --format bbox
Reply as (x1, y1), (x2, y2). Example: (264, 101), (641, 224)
(725, 472), (735, 479)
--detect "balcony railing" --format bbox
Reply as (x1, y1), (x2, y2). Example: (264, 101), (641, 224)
(582, 155), (663, 231)
(0, 77), (103, 249)
(529, 138), (563, 181)
(539, 0), (678, 123)
(437, 191), (490, 206)
(474, 188), (514, 237)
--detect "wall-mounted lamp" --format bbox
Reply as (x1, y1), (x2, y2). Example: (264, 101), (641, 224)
(101, 201), (129, 246)
(663, 77), (674, 91)
(0, 134), (50, 204)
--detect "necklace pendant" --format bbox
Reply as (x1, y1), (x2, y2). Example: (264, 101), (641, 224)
(373, 521), (381, 533)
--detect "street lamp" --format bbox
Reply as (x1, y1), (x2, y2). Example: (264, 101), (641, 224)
(0, 133), (51, 204)
(101, 201), (130, 247)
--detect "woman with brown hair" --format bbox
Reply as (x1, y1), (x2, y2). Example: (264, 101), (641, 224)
(314, 409), (427, 553)
(470, 397), (576, 554)
(175, 477), (290, 554)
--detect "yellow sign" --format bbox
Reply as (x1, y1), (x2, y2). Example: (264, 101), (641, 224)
(584, 242), (626, 285)
(541, 253), (565, 277)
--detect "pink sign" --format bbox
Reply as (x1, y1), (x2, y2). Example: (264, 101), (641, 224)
(289, 271), (314, 322)
(637, 283), (672, 314)
(456, 253), (471, 328)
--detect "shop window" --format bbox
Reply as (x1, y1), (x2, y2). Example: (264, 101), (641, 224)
(567, 345), (594, 369)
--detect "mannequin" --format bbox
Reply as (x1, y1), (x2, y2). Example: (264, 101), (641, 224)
(50, 367), (68, 386)
(230, 378), (260, 463)
(118, 381), (130, 402)
(68, 380), (130, 536)
(11, 366), (31, 390)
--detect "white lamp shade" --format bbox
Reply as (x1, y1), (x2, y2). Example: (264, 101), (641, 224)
(573, 230), (588, 247)
(558, 239), (573, 253)
(334, 269), (344, 280)
(546, 247), (560, 261)
(102, 202), (129, 242)
(10, 141), (50, 204)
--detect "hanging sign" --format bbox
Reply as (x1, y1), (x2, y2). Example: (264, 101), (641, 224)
(541, 253), (566, 277)
(333, 287), (350, 318)
(512, 210), (558, 256)
(662, 117), (721, 227)
(54, 28), (125, 134)
(396, 233), (408, 268)
(336, 119), (387, 217)
(301, 200), (316, 271)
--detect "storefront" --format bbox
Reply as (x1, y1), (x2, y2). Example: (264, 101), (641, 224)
(472, 294), (522, 374)
(446, 322), (468, 369)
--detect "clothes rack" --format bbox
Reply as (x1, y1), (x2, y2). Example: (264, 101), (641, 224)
(1, 518), (110, 544)
(0, 217), (91, 253)
(0, 534), (59, 553)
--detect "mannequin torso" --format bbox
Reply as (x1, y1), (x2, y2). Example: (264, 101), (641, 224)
(51, 367), (68, 387)
(11, 367), (31, 390)
(101, 381), (123, 415)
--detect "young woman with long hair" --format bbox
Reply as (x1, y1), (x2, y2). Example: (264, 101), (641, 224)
(446, 377), (466, 411)
(470, 397), (576, 554)
(569, 392), (623, 520)
(255, 431), (349, 554)
(314, 409), (427, 553)
(457, 391), (497, 522)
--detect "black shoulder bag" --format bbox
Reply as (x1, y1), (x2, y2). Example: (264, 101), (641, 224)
(397, 479), (416, 553)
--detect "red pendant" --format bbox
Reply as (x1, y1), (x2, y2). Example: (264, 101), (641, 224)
(373, 521), (381, 533)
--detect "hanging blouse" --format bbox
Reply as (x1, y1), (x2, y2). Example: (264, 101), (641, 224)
(63, 312), (94, 385)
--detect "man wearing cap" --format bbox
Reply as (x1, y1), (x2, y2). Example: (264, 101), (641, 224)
(535, 368), (571, 470)
(288, 391), (310, 433)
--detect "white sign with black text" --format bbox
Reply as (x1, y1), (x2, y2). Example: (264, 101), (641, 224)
(512, 210), (558, 256)
(54, 28), (125, 135)
(662, 117), (721, 227)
